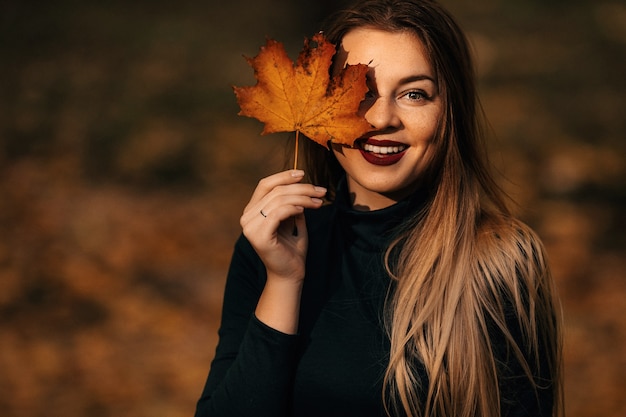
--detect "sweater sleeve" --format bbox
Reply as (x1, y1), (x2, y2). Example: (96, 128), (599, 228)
(494, 261), (557, 416)
(194, 234), (300, 417)
(495, 305), (555, 417)
(484, 222), (559, 417)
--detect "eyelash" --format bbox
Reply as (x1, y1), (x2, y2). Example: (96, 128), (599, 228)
(404, 90), (429, 101)
(364, 89), (431, 102)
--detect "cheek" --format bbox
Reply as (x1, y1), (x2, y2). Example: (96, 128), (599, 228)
(415, 139), (443, 181)
(332, 147), (373, 181)
(410, 110), (441, 140)
(331, 146), (359, 168)
(394, 96), (435, 126)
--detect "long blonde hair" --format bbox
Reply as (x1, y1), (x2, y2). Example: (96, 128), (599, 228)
(300, 1), (564, 416)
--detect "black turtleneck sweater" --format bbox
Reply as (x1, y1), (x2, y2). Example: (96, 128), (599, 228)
(194, 181), (553, 417)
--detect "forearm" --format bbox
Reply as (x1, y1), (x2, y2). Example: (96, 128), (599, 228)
(255, 272), (304, 335)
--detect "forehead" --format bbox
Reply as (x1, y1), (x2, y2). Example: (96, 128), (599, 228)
(336, 28), (434, 78)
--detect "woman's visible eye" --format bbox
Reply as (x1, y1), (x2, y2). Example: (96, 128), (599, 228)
(404, 90), (429, 101)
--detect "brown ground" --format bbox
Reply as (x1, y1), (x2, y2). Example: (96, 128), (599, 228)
(0, 1), (624, 416)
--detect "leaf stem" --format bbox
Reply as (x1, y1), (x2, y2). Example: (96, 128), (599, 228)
(292, 130), (300, 236)
(293, 130), (300, 170)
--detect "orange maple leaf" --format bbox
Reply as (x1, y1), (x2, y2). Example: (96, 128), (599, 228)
(233, 33), (371, 152)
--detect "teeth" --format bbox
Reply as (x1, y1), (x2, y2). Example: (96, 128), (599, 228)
(363, 143), (407, 154)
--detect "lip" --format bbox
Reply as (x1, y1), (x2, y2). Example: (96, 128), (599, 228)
(356, 138), (408, 166)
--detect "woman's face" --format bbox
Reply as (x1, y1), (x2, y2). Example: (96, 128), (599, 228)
(332, 28), (443, 210)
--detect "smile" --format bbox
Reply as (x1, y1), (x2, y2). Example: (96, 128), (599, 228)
(357, 139), (408, 166)
(362, 143), (407, 154)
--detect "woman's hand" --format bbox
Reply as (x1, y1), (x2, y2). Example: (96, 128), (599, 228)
(240, 170), (326, 334)
(240, 169), (326, 282)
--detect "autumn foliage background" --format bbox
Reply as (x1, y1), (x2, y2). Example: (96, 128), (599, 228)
(0, 0), (624, 416)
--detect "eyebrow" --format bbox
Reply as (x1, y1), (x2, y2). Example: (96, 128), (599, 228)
(365, 72), (437, 88)
(398, 74), (437, 85)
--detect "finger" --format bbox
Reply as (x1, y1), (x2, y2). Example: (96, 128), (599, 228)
(264, 195), (324, 218)
(290, 211), (308, 239)
(248, 169), (306, 205)
(253, 183), (326, 212)
(242, 204), (305, 243)
(241, 194), (323, 228)
(241, 185), (326, 226)
(263, 205), (309, 244)
(277, 210), (307, 239)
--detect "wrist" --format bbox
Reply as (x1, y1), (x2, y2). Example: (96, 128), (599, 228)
(255, 275), (304, 335)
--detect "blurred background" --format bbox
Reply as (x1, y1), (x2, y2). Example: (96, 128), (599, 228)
(0, 0), (624, 416)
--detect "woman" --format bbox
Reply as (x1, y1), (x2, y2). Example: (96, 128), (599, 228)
(194, 1), (563, 416)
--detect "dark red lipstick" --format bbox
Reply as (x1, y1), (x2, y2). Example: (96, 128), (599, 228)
(357, 139), (408, 166)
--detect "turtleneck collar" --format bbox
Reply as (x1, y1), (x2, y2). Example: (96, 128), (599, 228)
(333, 176), (427, 253)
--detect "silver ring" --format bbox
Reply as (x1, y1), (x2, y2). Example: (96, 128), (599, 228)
(260, 209), (267, 218)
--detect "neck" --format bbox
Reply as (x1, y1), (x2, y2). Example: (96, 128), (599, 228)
(349, 193), (398, 212)
(346, 176), (417, 211)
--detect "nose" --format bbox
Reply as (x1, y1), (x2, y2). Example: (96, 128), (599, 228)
(361, 96), (400, 130)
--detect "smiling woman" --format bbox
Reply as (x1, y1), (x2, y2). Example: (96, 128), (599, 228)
(332, 28), (442, 210)
(194, 1), (563, 417)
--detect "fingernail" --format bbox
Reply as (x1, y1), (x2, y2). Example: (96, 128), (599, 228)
(314, 186), (327, 193)
(311, 198), (323, 204)
(291, 170), (305, 177)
